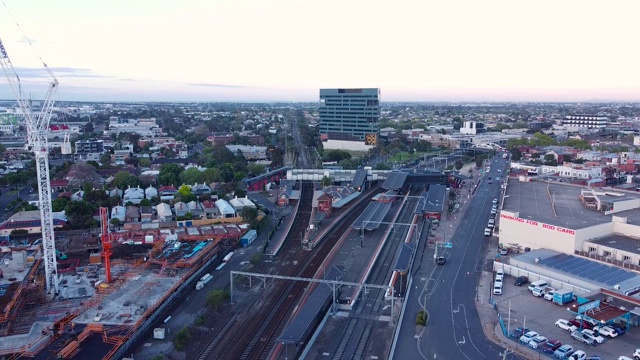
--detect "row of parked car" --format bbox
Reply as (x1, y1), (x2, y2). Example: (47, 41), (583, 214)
(484, 199), (499, 236)
(517, 327), (600, 359)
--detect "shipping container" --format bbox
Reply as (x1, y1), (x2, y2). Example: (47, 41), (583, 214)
(240, 230), (257, 247)
(553, 289), (574, 305)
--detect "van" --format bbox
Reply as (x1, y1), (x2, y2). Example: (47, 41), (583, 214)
(528, 280), (548, 292)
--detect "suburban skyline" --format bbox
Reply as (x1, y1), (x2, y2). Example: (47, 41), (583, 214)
(0, 0), (639, 103)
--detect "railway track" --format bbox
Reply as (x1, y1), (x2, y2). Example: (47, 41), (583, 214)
(197, 183), (379, 360)
(331, 187), (423, 360)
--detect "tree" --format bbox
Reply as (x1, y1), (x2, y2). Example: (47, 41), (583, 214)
(247, 163), (266, 176)
(113, 171), (139, 189)
(543, 154), (558, 166)
(139, 198), (151, 206)
(52, 197), (71, 212)
(454, 159), (463, 170)
(241, 207), (259, 224)
(510, 148), (522, 161)
(64, 201), (98, 229)
(205, 288), (230, 311)
(66, 162), (103, 188)
(374, 163), (391, 170)
(180, 167), (204, 185)
(139, 158), (151, 167)
(202, 168), (221, 183)
(110, 218), (120, 228)
(322, 149), (351, 163)
(158, 163), (181, 186)
(177, 185), (197, 203)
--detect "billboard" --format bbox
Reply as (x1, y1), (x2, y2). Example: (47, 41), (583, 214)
(365, 133), (377, 145)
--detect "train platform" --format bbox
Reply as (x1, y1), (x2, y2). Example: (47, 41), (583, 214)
(275, 193), (409, 360)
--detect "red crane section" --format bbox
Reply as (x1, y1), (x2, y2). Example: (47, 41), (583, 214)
(100, 207), (113, 283)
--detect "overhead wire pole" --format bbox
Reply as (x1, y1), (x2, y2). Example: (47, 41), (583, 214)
(0, 8), (61, 294)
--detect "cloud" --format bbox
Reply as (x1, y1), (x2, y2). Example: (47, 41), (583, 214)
(189, 83), (258, 89)
(13, 66), (113, 79)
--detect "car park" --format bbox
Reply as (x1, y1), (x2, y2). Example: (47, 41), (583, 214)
(571, 330), (595, 346)
(436, 257), (446, 265)
(555, 319), (578, 332)
(554, 344), (574, 358)
(581, 329), (605, 344)
(542, 339), (562, 353)
(569, 350), (587, 360)
(519, 331), (538, 344)
(514, 276), (528, 286)
(528, 335), (548, 349)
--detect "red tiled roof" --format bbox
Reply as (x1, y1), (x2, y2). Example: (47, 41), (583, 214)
(50, 179), (69, 187)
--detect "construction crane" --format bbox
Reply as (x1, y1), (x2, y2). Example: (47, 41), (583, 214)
(0, 35), (69, 294)
(99, 207), (113, 283)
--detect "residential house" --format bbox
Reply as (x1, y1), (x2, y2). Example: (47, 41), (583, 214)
(111, 206), (126, 224)
(156, 203), (173, 222)
(140, 206), (155, 222)
(229, 197), (256, 213)
(123, 186), (145, 205)
(50, 179), (69, 192)
(145, 185), (158, 200)
(201, 200), (220, 219)
(159, 186), (177, 201)
(187, 201), (204, 219)
(107, 188), (123, 199)
(191, 183), (212, 196)
(71, 190), (84, 202)
(111, 150), (131, 165)
(174, 201), (189, 218)
(125, 206), (141, 223)
(215, 199), (236, 218)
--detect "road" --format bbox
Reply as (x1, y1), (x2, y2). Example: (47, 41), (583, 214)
(394, 154), (522, 360)
(0, 186), (34, 222)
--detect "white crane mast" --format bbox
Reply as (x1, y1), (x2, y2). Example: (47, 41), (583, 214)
(0, 37), (60, 294)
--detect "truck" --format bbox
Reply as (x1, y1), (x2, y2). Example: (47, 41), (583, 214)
(196, 273), (213, 290)
(553, 289), (574, 305)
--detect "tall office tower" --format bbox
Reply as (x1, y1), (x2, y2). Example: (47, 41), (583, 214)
(319, 88), (380, 146)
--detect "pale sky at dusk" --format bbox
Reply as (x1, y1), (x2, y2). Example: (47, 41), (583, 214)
(0, 0), (639, 102)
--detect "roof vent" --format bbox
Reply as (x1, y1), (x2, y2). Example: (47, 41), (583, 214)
(613, 285), (621, 290)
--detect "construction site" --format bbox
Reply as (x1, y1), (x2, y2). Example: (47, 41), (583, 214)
(0, 218), (247, 359)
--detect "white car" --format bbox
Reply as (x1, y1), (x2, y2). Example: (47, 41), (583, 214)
(528, 335), (548, 349)
(488, 218), (495, 224)
(544, 290), (556, 301)
(487, 222), (495, 229)
(634, 348), (640, 359)
(493, 283), (502, 295)
(569, 350), (586, 360)
(593, 325), (617, 338)
(555, 319), (577, 332)
(519, 331), (538, 344)
(484, 228), (492, 236)
(492, 198), (498, 204)
(582, 329), (605, 344)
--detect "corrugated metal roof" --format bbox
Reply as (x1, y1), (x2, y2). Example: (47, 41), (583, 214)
(382, 172), (408, 190)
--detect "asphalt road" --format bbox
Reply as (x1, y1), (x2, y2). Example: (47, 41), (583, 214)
(393, 154), (522, 360)
(0, 186), (34, 222)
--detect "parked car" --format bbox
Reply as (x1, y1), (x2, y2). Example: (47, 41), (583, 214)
(569, 318), (593, 330)
(542, 339), (562, 354)
(555, 319), (578, 332)
(592, 325), (617, 338)
(492, 198), (498, 204)
(528, 335), (548, 349)
(609, 323), (626, 335)
(510, 327), (529, 338)
(582, 329), (605, 344)
(484, 228), (492, 236)
(514, 276), (528, 286)
(496, 269), (504, 277)
(499, 247), (509, 255)
(571, 331), (595, 346)
(570, 350), (587, 360)
(633, 348), (640, 359)
(488, 218), (495, 224)
(544, 290), (556, 301)
(554, 344), (574, 358)
(519, 331), (538, 344)
(493, 283), (502, 295)
(487, 222), (494, 229)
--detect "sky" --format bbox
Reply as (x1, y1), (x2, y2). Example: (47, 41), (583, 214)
(0, 0), (639, 103)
